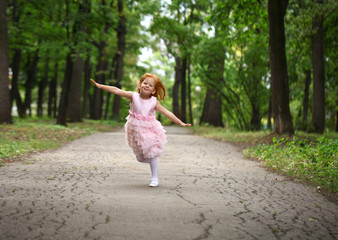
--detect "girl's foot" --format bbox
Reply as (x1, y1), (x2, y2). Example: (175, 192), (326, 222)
(149, 180), (159, 187)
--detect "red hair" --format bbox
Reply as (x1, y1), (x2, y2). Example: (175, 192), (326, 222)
(138, 73), (166, 101)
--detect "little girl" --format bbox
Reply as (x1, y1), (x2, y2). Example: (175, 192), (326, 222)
(90, 73), (191, 187)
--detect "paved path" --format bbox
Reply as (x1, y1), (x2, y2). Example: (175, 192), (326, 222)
(0, 127), (337, 240)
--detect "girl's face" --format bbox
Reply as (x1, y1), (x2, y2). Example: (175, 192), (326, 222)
(139, 77), (156, 97)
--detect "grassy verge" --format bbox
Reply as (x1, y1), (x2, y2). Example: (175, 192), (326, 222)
(0, 117), (123, 166)
(190, 126), (272, 145)
(190, 126), (338, 194)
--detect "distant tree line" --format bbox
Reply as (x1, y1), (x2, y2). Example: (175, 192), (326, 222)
(0, 0), (337, 134)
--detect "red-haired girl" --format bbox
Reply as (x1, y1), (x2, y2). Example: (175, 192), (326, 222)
(90, 73), (191, 187)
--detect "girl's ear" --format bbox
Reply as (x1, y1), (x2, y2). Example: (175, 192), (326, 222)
(152, 89), (156, 95)
(138, 82), (141, 89)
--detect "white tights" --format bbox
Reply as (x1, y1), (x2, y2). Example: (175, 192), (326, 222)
(149, 158), (158, 182)
(136, 156), (159, 182)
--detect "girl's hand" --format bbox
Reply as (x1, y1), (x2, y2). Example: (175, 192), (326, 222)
(90, 79), (100, 88)
(180, 123), (192, 127)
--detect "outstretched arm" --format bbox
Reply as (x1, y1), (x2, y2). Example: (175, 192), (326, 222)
(90, 79), (133, 100)
(155, 101), (192, 127)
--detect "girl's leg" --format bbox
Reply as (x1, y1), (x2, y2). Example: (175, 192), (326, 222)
(149, 158), (159, 187)
(136, 155), (159, 186)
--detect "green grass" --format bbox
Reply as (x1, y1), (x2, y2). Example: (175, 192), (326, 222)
(191, 126), (338, 193)
(0, 117), (123, 165)
(244, 136), (337, 193)
(189, 126), (272, 144)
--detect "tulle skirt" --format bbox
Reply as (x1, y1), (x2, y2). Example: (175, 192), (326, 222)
(124, 115), (167, 162)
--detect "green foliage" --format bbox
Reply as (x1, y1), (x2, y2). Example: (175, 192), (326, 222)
(285, 0), (338, 131)
(245, 136), (338, 193)
(5, 0), (338, 131)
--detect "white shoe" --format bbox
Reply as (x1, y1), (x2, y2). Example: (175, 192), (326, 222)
(149, 180), (159, 187)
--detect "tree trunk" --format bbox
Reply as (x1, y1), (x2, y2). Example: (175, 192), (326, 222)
(200, 88), (224, 127)
(187, 61), (193, 125)
(10, 49), (25, 117)
(0, 0), (12, 123)
(268, 0), (294, 135)
(267, 92), (272, 130)
(200, 32), (224, 127)
(104, 54), (117, 120)
(180, 57), (187, 123)
(250, 105), (260, 131)
(302, 70), (311, 130)
(37, 57), (49, 116)
(91, 43), (107, 120)
(48, 63), (58, 118)
(24, 49), (39, 116)
(249, 66), (261, 131)
(112, 0), (126, 121)
(66, 1), (89, 122)
(173, 56), (182, 119)
(311, 11), (325, 133)
(9, 0), (24, 117)
(67, 55), (83, 122)
(57, 54), (73, 126)
(82, 55), (91, 118)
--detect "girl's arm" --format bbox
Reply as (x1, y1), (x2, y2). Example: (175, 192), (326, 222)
(155, 101), (191, 127)
(90, 79), (133, 99)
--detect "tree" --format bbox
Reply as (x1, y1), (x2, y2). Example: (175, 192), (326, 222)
(57, 0), (75, 126)
(24, 49), (39, 116)
(112, 0), (127, 121)
(37, 55), (49, 116)
(198, 35), (224, 127)
(151, 0), (202, 123)
(67, 1), (90, 122)
(48, 63), (58, 118)
(268, 0), (294, 135)
(90, 0), (112, 120)
(0, 0), (12, 124)
(311, 0), (325, 133)
(9, 0), (25, 117)
(284, 0), (337, 132)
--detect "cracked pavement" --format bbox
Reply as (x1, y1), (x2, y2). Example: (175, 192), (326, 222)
(0, 127), (337, 240)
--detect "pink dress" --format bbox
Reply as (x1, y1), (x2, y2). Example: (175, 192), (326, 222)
(124, 92), (167, 161)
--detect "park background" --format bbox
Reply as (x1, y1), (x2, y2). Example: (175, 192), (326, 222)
(0, 0), (337, 194)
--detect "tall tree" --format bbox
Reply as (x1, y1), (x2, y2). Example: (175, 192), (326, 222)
(311, 0), (325, 133)
(268, 0), (294, 135)
(199, 35), (224, 127)
(302, 70), (311, 130)
(57, 53), (73, 126)
(67, 55), (83, 122)
(0, 0), (12, 123)
(9, 0), (25, 117)
(67, 0), (91, 122)
(57, 0), (74, 126)
(151, 0), (201, 122)
(37, 55), (49, 116)
(10, 49), (24, 117)
(112, 0), (127, 121)
(91, 0), (111, 120)
(82, 55), (91, 118)
(48, 63), (58, 118)
(24, 49), (39, 116)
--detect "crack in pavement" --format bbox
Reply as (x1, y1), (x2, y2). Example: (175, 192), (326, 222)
(0, 127), (337, 240)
